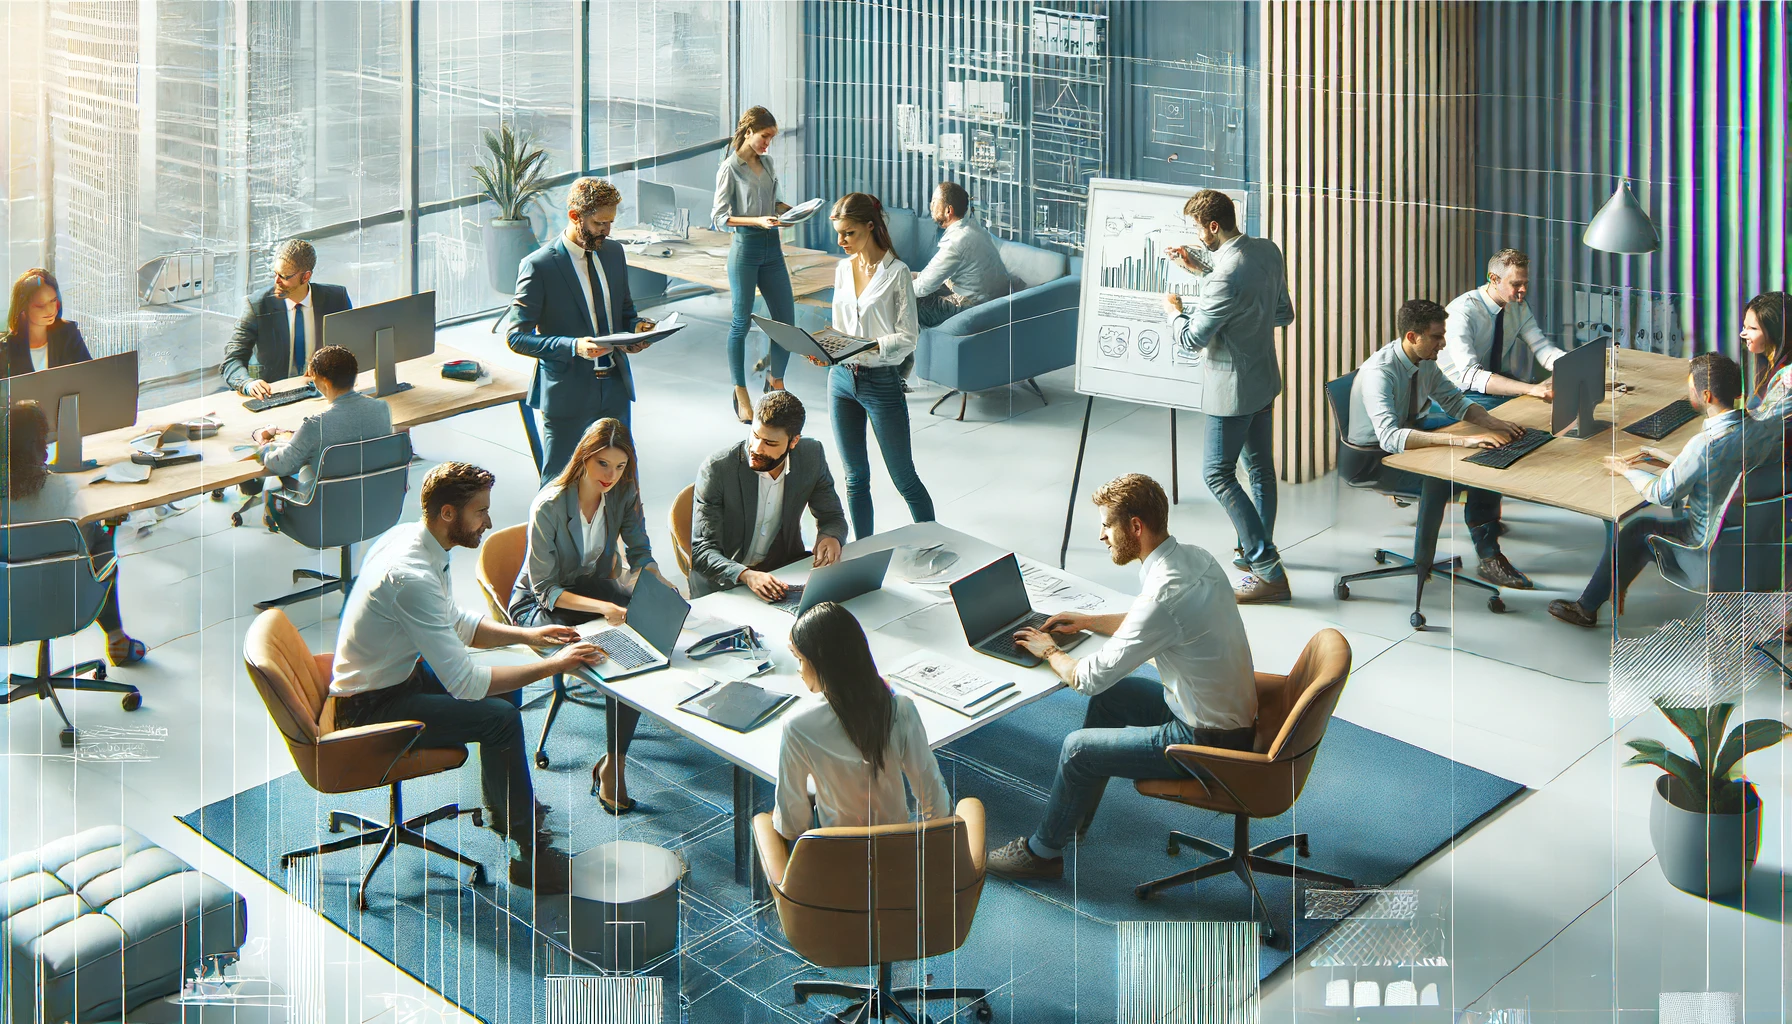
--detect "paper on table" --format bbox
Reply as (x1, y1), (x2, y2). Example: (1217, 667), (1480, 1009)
(1020, 563), (1105, 611)
(94, 461), (152, 484)
(885, 650), (1015, 716)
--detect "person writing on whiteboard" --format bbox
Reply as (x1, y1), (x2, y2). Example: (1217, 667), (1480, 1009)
(1160, 190), (1296, 604)
(712, 106), (799, 423)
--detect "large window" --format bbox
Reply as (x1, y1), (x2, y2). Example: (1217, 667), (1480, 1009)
(590, 2), (730, 167)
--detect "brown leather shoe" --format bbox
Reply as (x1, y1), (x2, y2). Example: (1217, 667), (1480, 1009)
(1234, 573), (1292, 604)
(1547, 599), (1600, 629)
(986, 836), (1063, 880)
(1476, 554), (1533, 589)
(510, 844), (573, 895)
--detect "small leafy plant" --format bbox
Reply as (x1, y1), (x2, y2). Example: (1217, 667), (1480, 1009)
(1625, 701), (1791, 814)
(471, 123), (551, 221)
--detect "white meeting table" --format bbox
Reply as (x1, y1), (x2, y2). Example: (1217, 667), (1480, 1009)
(563, 522), (1131, 896)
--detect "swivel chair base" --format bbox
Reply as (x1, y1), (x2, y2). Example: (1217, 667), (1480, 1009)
(256, 545), (354, 611)
(2, 641), (142, 747)
(1333, 548), (1504, 629)
(279, 781), (488, 911)
(793, 962), (991, 1024)
(928, 377), (1047, 422)
(1133, 813), (1354, 950)
(532, 673), (607, 769)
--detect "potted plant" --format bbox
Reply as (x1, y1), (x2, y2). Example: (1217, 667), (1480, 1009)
(1626, 701), (1790, 897)
(471, 122), (551, 294)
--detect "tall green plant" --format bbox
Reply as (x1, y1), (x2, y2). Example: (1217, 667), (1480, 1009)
(1625, 701), (1791, 814)
(471, 123), (551, 222)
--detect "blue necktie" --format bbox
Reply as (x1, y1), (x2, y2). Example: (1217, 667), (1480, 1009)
(292, 301), (307, 377)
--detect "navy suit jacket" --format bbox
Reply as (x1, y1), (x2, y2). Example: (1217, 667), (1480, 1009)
(221, 283), (353, 393)
(1, 321), (92, 379)
(506, 235), (640, 419)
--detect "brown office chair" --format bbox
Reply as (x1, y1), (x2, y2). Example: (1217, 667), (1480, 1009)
(243, 609), (486, 911)
(670, 483), (695, 578)
(1132, 628), (1356, 948)
(753, 799), (994, 1024)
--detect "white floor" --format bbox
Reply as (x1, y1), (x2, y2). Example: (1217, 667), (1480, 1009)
(6, 300), (1788, 1023)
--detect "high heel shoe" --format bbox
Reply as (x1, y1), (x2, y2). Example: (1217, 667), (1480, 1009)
(590, 754), (637, 815)
(731, 387), (752, 424)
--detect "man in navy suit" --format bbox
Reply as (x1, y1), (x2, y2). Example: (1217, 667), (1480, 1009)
(222, 238), (354, 398)
(507, 177), (656, 481)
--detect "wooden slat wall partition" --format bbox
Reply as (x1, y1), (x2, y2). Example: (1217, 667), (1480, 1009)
(1262, 1), (1478, 483)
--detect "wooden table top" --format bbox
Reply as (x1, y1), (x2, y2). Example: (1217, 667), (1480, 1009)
(618, 226), (839, 300)
(68, 344), (527, 524)
(1382, 348), (1703, 522)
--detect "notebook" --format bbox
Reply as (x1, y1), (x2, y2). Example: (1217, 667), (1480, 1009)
(677, 680), (798, 733)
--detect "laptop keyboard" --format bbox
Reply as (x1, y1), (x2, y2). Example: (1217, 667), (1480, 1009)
(814, 332), (854, 356)
(769, 583), (805, 613)
(242, 383), (319, 412)
(1463, 428), (1553, 470)
(583, 628), (657, 670)
(1624, 399), (1698, 440)
(977, 611), (1054, 660)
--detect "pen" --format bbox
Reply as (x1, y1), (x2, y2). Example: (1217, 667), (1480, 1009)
(962, 681), (1015, 709)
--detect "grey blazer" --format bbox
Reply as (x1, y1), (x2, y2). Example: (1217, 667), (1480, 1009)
(257, 390), (394, 497)
(690, 440), (849, 599)
(1169, 234), (1295, 417)
(511, 478), (655, 617)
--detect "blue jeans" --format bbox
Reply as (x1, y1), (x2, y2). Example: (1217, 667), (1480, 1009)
(1416, 391), (1511, 430)
(1204, 404), (1280, 577)
(829, 364), (935, 538)
(1030, 675), (1255, 856)
(1577, 515), (1691, 613)
(726, 227), (796, 386)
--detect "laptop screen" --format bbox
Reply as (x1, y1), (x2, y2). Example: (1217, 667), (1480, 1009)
(950, 553), (1032, 643)
(628, 571), (692, 656)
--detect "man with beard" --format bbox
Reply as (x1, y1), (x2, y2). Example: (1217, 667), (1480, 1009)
(910, 181), (1014, 329)
(330, 461), (605, 894)
(984, 473), (1259, 881)
(689, 391), (849, 600)
(222, 238), (353, 399)
(508, 177), (658, 482)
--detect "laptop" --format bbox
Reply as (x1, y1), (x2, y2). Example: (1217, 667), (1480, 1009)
(751, 314), (879, 365)
(576, 571), (692, 681)
(949, 554), (1093, 667)
(769, 548), (895, 616)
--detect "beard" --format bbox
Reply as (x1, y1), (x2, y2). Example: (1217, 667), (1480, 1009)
(447, 518), (486, 550)
(749, 450), (790, 474)
(577, 226), (607, 250)
(1106, 529), (1141, 566)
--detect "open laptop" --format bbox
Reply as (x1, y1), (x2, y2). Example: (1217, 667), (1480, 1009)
(769, 548), (895, 615)
(949, 554), (1093, 667)
(577, 571), (692, 681)
(751, 314), (878, 365)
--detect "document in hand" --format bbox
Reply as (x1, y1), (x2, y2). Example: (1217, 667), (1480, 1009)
(592, 311), (685, 348)
(779, 197), (826, 225)
(677, 679), (799, 733)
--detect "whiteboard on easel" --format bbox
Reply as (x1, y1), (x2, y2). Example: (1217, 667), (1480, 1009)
(1073, 178), (1248, 413)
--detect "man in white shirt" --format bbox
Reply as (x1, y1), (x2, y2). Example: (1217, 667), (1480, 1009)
(911, 181), (1014, 328)
(985, 473), (1258, 881)
(331, 461), (604, 893)
(1436, 248), (1561, 414)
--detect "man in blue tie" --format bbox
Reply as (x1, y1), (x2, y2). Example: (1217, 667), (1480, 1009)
(222, 238), (354, 399)
(507, 177), (657, 482)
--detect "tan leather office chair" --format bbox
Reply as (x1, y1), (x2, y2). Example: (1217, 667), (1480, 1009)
(1132, 628), (1356, 948)
(243, 609), (486, 911)
(670, 483), (695, 578)
(753, 799), (994, 1023)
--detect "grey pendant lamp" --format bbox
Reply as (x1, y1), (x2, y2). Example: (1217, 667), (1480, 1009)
(1583, 181), (1660, 254)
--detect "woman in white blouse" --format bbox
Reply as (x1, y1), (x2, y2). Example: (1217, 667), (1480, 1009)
(772, 602), (951, 840)
(816, 192), (936, 538)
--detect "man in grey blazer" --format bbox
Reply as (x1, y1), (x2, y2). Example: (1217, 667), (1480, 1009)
(690, 391), (850, 600)
(249, 345), (394, 504)
(1163, 189), (1296, 604)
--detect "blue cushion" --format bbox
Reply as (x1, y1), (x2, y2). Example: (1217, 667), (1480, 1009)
(915, 275), (1082, 393)
(998, 241), (1070, 290)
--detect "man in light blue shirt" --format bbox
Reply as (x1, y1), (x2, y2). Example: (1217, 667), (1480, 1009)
(911, 181), (1013, 327)
(1549, 353), (1747, 628)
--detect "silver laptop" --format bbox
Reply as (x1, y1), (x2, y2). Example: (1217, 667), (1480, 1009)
(577, 571), (692, 681)
(768, 548), (895, 615)
(751, 314), (879, 365)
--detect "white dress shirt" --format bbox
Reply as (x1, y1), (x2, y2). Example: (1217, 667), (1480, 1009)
(283, 294), (319, 378)
(1347, 338), (1479, 453)
(773, 691), (952, 840)
(330, 522), (492, 701)
(831, 251), (920, 369)
(564, 232), (617, 338)
(1439, 288), (1564, 393)
(743, 467), (788, 567)
(577, 494), (608, 568)
(911, 216), (1013, 304)
(1070, 536), (1258, 731)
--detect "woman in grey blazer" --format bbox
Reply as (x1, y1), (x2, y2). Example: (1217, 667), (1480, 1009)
(509, 418), (664, 814)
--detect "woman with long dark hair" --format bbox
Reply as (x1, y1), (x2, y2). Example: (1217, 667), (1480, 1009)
(1740, 291), (1790, 484)
(712, 105), (798, 423)
(509, 417), (667, 814)
(3, 268), (93, 378)
(772, 602), (950, 840)
(2, 401), (147, 664)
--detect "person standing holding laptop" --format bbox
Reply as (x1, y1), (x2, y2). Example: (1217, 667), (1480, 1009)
(713, 105), (799, 423)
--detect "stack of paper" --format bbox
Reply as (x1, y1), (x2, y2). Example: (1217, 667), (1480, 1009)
(780, 197), (825, 225)
(886, 651), (1016, 716)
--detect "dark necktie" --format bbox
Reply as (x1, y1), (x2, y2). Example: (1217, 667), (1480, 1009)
(292, 301), (306, 376)
(584, 248), (613, 373)
(1488, 305), (1506, 380)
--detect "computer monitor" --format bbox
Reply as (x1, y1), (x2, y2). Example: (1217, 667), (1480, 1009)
(1551, 336), (1612, 438)
(0, 351), (140, 472)
(320, 291), (436, 397)
(637, 180), (687, 239)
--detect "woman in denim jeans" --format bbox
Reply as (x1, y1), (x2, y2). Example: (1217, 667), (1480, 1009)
(805, 193), (934, 538)
(711, 106), (796, 423)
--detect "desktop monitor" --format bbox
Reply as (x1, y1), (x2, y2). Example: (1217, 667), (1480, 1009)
(1551, 336), (1612, 438)
(637, 180), (688, 239)
(321, 291), (436, 397)
(0, 351), (139, 472)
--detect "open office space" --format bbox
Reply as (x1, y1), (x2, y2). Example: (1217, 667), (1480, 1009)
(1, 2), (1788, 1022)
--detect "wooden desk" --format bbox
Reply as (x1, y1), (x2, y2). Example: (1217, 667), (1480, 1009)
(71, 344), (528, 524)
(1382, 348), (1702, 522)
(617, 226), (839, 303)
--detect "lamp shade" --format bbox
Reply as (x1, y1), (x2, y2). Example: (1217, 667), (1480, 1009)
(1582, 181), (1660, 254)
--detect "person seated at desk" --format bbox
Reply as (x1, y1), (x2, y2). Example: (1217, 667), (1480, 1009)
(3, 401), (147, 666)
(985, 473), (1257, 881)
(3, 268), (91, 378)
(332, 461), (604, 894)
(222, 239), (353, 400)
(248, 345), (392, 511)
(508, 418), (671, 815)
(690, 390), (847, 601)
(1548, 353), (1747, 629)
(1740, 291), (1790, 481)
(911, 181), (1013, 329)
(1345, 299), (1534, 590)
(773, 602), (952, 840)
(1438, 249), (1561, 409)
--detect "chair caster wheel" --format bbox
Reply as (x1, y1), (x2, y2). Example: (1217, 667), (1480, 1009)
(121, 692), (141, 712)
(1334, 583), (1349, 600)
(1166, 840), (1180, 856)
(1372, 549), (1388, 564)
(470, 809), (484, 827)
(357, 892), (370, 912)
(472, 866), (489, 886)
(1488, 596), (1507, 613)
(972, 999), (994, 1021)
(1410, 611), (1426, 629)
(279, 855), (292, 870)
(92, 665), (106, 681)
(60, 728), (77, 747)
(1296, 837), (1312, 857)
(230, 513), (243, 527)
(1261, 927), (1290, 951)
(1133, 884), (1154, 900)
(210, 489), (226, 501)
(534, 752), (550, 769)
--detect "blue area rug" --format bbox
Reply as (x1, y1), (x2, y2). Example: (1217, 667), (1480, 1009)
(180, 673), (1523, 1023)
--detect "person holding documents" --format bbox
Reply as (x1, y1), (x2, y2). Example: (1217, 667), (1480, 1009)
(773, 602), (952, 840)
(508, 418), (670, 814)
(508, 177), (658, 482)
(713, 105), (801, 423)
(985, 474), (1258, 882)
